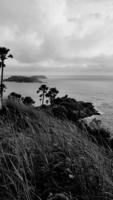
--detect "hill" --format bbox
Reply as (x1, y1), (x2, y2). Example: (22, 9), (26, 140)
(0, 99), (113, 200)
(4, 75), (47, 83)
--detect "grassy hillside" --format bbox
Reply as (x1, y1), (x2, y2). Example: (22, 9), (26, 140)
(0, 100), (113, 200)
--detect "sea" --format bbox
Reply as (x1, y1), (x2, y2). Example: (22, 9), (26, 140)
(4, 75), (113, 133)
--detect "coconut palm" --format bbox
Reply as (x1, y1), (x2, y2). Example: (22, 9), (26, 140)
(0, 47), (13, 108)
(37, 84), (48, 105)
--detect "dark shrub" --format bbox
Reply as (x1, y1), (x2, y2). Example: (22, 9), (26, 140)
(23, 96), (35, 105)
(80, 119), (111, 149)
(52, 105), (68, 120)
(51, 97), (99, 122)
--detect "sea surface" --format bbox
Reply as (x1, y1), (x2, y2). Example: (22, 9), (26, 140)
(4, 75), (113, 133)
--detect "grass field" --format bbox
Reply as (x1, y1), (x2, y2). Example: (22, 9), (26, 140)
(0, 100), (113, 200)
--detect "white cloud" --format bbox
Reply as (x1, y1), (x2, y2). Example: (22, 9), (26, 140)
(0, 0), (113, 74)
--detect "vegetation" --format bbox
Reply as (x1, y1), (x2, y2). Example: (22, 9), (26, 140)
(47, 96), (99, 121)
(37, 84), (49, 105)
(37, 84), (59, 106)
(46, 87), (59, 105)
(8, 92), (22, 101)
(8, 92), (35, 106)
(4, 75), (47, 83)
(79, 118), (111, 149)
(0, 100), (113, 200)
(0, 83), (7, 94)
(23, 96), (35, 105)
(1, 48), (113, 200)
(0, 47), (13, 109)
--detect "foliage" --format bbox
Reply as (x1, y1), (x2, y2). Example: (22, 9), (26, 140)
(0, 100), (113, 200)
(49, 96), (99, 122)
(8, 92), (22, 101)
(37, 84), (49, 105)
(0, 83), (7, 93)
(46, 87), (59, 105)
(4, 75), (46, 83)
(37, 85), (59, 106)
(8, 92), (35, 107)
(23, 96), (35, 105)
(79, 118), (111, 149)
(0, 47), (13, 109)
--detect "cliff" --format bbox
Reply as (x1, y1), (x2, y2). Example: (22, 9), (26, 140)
(0, 99), (113, 200)
(4, 75), (47, 83)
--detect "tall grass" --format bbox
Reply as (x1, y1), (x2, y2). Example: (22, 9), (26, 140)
(0, 100), (113, 200)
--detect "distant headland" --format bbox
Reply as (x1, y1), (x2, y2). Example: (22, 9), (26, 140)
(4, 75), (47, 83)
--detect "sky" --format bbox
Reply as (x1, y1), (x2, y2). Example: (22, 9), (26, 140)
(1, 0), (113, 76)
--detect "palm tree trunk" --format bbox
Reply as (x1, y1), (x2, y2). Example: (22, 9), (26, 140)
(0, 60), (4, 109)
(42, 93), (44, 105)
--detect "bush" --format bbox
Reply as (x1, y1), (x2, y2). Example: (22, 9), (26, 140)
(79, 118), (111, 149)
(23, 96), (35, 105)
(51, 97), (99, 122)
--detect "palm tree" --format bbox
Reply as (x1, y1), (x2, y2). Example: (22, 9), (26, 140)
(46, 87), (59, 105)
(37, 84), (48, 105)
(0, 47), (13, 108)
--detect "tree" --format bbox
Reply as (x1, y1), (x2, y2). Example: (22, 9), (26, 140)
(37, 84), (48, 105)
(8, 92), (22, 101)
(0, 83), (7, 94)
(0, 47), (13, 108)
(46, 87), (59, 105)
(23, 96), (35, 105)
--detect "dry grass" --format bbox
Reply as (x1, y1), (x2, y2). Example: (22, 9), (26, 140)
(0, 100), (113, 200)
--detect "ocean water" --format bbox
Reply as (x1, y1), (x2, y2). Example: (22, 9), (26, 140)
(4, 75), (113, 132)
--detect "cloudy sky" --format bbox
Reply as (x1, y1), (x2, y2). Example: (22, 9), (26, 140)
(1, 0), (113, 76)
